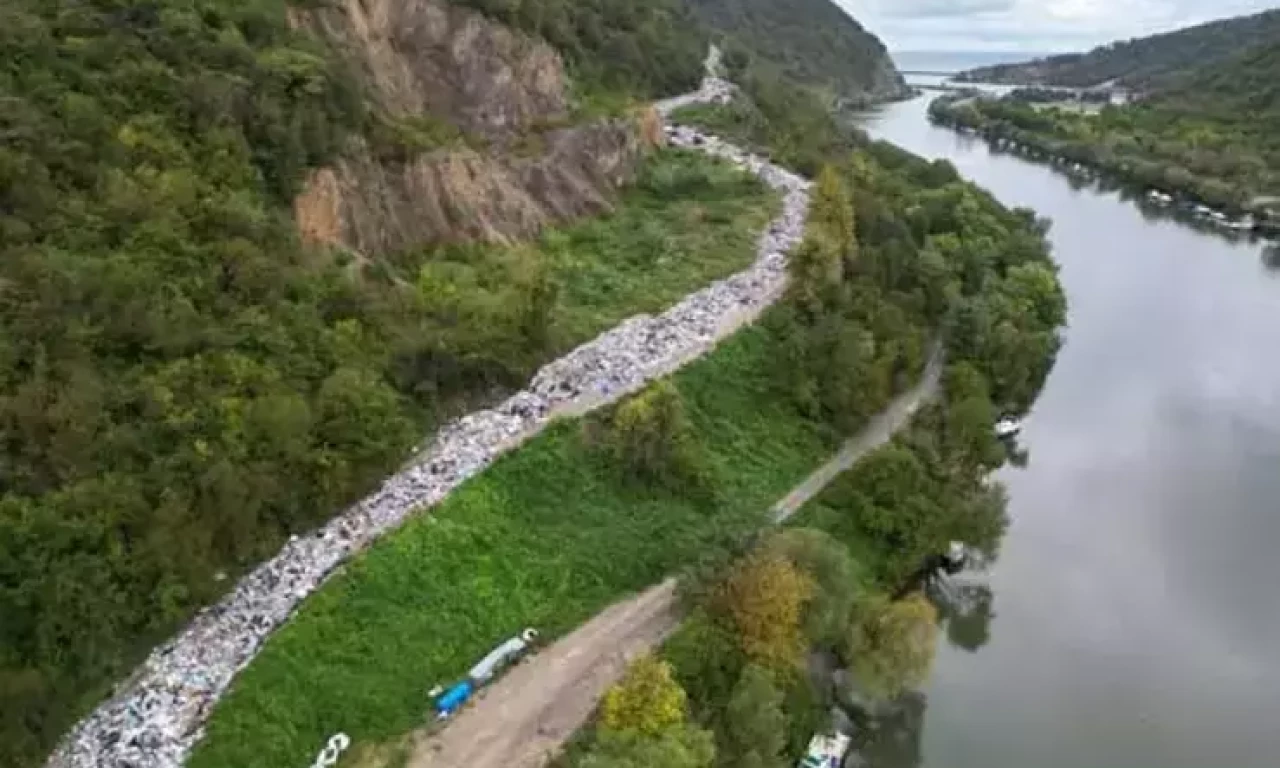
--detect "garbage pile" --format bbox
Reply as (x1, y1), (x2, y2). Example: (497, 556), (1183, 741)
(46, 104), (810, 768)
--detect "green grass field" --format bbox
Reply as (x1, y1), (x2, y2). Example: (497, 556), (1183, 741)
(548, 148), (778, 342)
(188, 315), (845, 768)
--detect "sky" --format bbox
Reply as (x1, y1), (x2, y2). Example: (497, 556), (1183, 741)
(837, 0), (1280, 53)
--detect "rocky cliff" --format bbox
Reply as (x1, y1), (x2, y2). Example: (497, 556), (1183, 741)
(290, 0), (659, 255)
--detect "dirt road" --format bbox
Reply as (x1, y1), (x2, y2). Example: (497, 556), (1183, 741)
(770, 346), (944, 522)
(405, 581), (679, 768)
(397, 351), (943, 768)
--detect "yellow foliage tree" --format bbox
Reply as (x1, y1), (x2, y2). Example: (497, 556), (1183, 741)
(716, 553), (815, 671)
(600, 655), (689, 737)
(845, 592), (939, 700)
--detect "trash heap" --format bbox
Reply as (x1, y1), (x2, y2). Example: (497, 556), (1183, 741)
(47, 98), (811, 768)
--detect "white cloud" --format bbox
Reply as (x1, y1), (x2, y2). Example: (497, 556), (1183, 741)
(836, 0), (1280, 53)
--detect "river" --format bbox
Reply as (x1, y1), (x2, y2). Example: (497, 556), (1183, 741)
(857, 87), (1280, 768)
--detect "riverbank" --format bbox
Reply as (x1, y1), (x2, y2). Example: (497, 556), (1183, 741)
(927, 94), (1280, 241)
(858, 81), (1280, 768)
(188, 98), (1065, 768)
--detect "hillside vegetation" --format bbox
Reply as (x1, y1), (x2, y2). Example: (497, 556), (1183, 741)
(685, 0), (907, 104)
(190, 125), (1063, 768)
(559, 112), (1063, 768)
(450, 0), (707, 100)
(934, 37), (1280, 218)
(0, 0), (776, 760)
(956, 8), (1280, 90)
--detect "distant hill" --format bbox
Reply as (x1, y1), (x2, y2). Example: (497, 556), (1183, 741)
(683, 0), (909, 103)
(955, 9), (1280, 90)
(1149, 39), (1280, 118)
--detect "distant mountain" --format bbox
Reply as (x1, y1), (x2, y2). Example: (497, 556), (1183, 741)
(893, 50), (1048, 75)
(683, 0), (909, 103)
(955, 9), (1280, 90)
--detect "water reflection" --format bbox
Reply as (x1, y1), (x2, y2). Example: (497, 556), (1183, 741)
(934, 583), (994, 654)
(1261, 244), (1280, 272)
(860, 88), (1280, 768)
(855, 692), (928, 768)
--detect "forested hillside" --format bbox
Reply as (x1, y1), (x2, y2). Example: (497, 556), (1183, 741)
(449, 0), (706, 98)
(1148, 39), (1280, 117)
(956, 8), (1280, 90)
(935, 31), (1280, 220)
(684, 0), (908, 104)
(0, 0), (728, 764)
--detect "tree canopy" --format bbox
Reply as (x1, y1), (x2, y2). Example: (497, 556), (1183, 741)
(843, 592), (939, 700)
(600, 655), (690, 737)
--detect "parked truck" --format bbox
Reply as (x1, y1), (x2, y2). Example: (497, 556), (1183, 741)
(431, 628), (539, 719)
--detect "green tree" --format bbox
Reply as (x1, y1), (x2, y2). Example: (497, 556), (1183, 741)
(600, 655), (689, 737)
(663, 611), (746, 721)
(759, 529), (861, 649)
(577, 724), (716, 768)
(606, 381), (705, 492)
(844, 593), (939, 700)
(721, 665), (788, 768)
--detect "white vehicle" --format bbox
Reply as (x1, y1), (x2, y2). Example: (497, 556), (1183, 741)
(994, 417), (1022, 438)
(799, 733), (851, 768)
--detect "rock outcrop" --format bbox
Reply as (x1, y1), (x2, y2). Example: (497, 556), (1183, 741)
(290, 0), (567, 139)
(290, 0), (658, 255)
(46, 87), (811, 768)
(294, 116), (652, 254)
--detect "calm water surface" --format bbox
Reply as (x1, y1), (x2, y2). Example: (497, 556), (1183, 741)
(860, 90), (1280, 768)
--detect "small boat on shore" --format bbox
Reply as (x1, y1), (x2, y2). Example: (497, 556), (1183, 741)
(994, 417), (1023, 438)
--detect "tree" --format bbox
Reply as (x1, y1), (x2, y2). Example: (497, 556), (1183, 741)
(600, 655), (689, 737)
(721, 665), (788, 768)
(811, 165), (856, 264)
(715, 553), (814, 671)
(663, 611), (745, 720)
(758, 529), (861, 649)
(844, 593), (939, 700)
(606, 381), (706, 492)
(577, 724), (716, 768)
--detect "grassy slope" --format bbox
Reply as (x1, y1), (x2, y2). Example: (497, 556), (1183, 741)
(545, 149), (777, 341)
(188, 313), (843, 768)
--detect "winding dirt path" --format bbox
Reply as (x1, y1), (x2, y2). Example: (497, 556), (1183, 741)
(399, 353), (944, 768)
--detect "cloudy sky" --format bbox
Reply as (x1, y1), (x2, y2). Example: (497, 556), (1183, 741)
(837, 0), (1279, 53)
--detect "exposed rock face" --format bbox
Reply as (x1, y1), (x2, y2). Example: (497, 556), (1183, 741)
(291, 0), (567, 138)
(46, 89), (811, 768)
(293, 115), (652, 253)
(291, 0), (659, 255)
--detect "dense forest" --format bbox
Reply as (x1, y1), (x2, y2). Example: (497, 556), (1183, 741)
(0, 0), (740, 763)
(450, 0), (706, 99)
(956, 8), (1280, 90)
(683, 0), (907, 105)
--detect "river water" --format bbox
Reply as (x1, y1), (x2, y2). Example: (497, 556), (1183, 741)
(858, 88), (1280, 768)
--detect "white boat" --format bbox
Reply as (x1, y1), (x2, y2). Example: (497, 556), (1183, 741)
(799, 733), (851, 768)
(994, 417), (1022, 438)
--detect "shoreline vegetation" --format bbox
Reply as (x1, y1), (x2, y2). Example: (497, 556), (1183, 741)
(191, 73), (1065, 768)
(556, 83), (1065, 768)
(928, 79), (1280, 241)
